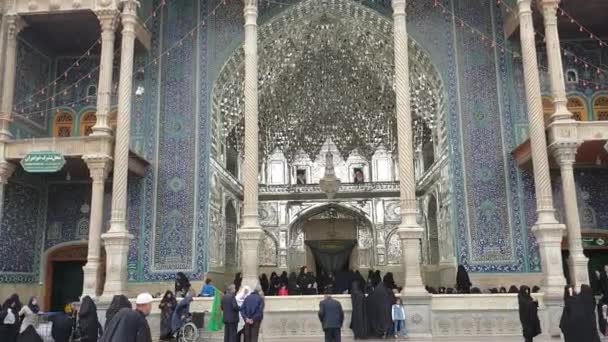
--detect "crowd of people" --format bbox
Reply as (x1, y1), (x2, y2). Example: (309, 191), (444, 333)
(0, 292), (155, 342)
(7, 265), (608, 342)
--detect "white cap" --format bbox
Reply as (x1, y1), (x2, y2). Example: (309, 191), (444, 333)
(135, 293), (154, 305)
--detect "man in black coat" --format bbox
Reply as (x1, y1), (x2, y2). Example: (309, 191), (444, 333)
(100, 293), (153, 342)
(222, 285), (240, 342)
(318, 293), (344, 342)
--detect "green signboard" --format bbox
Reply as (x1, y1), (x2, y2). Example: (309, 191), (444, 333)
(20, 151), (66, 173)
(582, 237), (607, 248)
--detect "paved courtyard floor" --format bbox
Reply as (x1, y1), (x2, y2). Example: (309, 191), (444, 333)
(275, 338), (562, 341)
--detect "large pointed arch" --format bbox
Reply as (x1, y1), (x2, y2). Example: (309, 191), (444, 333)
(211, 0), (445, 163)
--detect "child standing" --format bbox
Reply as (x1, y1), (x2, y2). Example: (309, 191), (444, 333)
(392, 298), (408, 339)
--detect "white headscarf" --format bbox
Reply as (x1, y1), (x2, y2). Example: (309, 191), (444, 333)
(236, 285), (251, 307)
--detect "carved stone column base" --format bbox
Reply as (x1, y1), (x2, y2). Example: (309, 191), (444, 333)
(532, 222), (566, 300)
(568, 252), (589, 288)
(82, 260), (102, 298)
(100, 229), (133, 299)
(238, 228), (264, 289)
(398, 226), (428, 297)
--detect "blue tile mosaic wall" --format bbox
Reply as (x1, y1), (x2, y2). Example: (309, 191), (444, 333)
(0, 181), (44, 282)
(44, 183), (112, 250)
(552, 169), (608, 230)
(7, 0), (597, 284)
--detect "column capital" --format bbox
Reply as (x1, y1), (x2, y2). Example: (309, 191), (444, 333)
(539, 0), (560, 9)
(5, 15), (27, 41)
(83, 154), (113, 181)
(120, 0), (140, 14)
(0, 161), (16, 185)
(120, 0), (140, 31)
(392, 0), (406, 13)
(517, 0), (533, 13)
(549, 141), (579, 166)
(96, 9), (120, 32)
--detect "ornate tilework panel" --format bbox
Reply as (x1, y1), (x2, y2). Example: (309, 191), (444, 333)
(152, 0), (198, 272)
(0, 182), (43, 281)
(552, 169), (608, 230)
(45, 183), (92, 250)
(452, 0), (524, 270)
(520, 172), (542, 272)
(127, 175), (144, 281)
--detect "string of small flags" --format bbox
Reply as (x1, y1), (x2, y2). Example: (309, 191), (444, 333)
(493, 0), (608, 83)
(12, 0), (168, 113)
(431, 0), (605, 90)
(15, 0), (250, 119)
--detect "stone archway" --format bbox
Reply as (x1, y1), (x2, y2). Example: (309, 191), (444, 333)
(43, 242), (105, 311)
(287, 203), (374, 273)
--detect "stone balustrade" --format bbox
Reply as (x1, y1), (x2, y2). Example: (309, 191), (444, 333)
(98, 293), (549, 341)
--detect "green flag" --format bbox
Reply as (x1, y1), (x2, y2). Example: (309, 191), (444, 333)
(206, 286), (224, 332)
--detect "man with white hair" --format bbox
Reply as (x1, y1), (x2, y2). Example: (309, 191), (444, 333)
(240, 285), (265, 342)
(100, 293), (153, 342)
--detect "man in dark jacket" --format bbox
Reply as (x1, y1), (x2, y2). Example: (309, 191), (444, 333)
(100, 293), (153, 342)
(318, 293), (344, 342)
(222, 285), (240, 342)
(240, 286), (264, 342)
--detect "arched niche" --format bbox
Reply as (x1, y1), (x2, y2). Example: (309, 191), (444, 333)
(53, 110), (74, 137)
(288, 203), (374, 271)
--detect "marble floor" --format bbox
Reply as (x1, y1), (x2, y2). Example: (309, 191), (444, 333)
(276, 338), (562, 341)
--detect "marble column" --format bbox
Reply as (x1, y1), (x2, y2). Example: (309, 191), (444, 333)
(541, 0), (573, 122)
(0, 15), (9, 102)
(392, 0), (426, 296)
(0, 160), (15, 224)
(541, 0), (587, 288)
(238, 0), (264, 289)
(101, 0), (138, 298)
(82, 155), (112, 298)
(0, 15), (26, 140)
(550, 144), (588, 287)
(517, 0), (566, 300)
(92, 11), (119, 136)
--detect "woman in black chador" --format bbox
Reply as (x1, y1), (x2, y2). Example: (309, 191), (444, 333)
(517, 286), (541, 342)
(260, 273), (270, 295)
(105, 295), (131, 330)
(234, 272), (243, 292)
(279, 271), (289, 287)
(175, 272), (191, 297)
(350, 281), (368, 339)
(456, 265), (472, 294)
(560, 285), (575, 342)
(597, 292), (608, 338)
(0, 294), (22, 342)
(159, 291), (178, 340)
(269, 272), (280, 296)
(297, 266), (308, 291)
(78, 296), (102, 342)
(566, 284), (601, 342)
(366, 277), (393, 338)
(288, 272), (301, 295)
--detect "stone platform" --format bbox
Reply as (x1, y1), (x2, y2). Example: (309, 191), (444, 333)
(98, 293), (562, 341)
